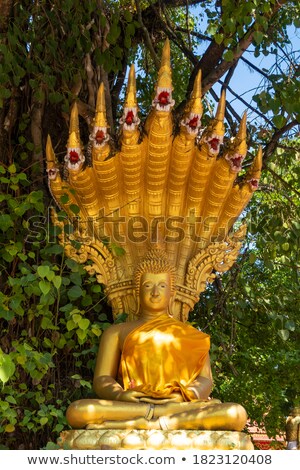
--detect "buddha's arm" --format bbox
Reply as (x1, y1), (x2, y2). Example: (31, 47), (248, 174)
(93, 326), (146, 402)
(93, 326), (123, 399)
(187, 354), (213, 400)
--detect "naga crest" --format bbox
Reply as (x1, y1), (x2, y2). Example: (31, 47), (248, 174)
(46, 40), (262, 322)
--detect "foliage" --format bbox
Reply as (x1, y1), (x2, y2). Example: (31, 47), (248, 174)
(0, 164), (113, 449)
(191, 140), (300, 438)
(0, 0), (299, 449)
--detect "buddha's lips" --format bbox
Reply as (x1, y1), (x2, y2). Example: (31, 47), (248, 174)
(150, 297), (161, 303)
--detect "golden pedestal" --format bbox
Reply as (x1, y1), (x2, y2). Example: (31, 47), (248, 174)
(58, 429), (253, 450)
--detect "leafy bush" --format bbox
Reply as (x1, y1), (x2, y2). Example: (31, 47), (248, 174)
(0, 164), (113, 449)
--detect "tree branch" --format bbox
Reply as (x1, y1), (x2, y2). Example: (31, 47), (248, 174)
(31, 87), (45, 185)
(174, 26), (211, 42)
(209, 87), (237, 132)
(263, 119), (299, 164)
(265, 165), (300, 198)
(188, 0), (287, 96)
(135, 0), (160, 70)
(185, 0), (192, 50)
(0, 0), (13, 33)
(111, 53), (128, 120)
(218, 80), (275, 127)
(158, 0), (208, 6)
(240, 56), (272, 81)
(85, 53), (96, 109)
(158, 1), (198, 65)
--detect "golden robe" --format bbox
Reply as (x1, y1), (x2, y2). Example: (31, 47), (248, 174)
(119, 315), (210, 401)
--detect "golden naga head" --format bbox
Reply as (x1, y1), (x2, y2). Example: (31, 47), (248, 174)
(46, 40), (262, 322)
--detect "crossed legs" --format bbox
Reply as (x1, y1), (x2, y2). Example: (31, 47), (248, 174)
(66, 399), (247, 432)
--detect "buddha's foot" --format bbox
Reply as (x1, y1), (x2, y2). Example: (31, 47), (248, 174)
(86, 417), (168, 430)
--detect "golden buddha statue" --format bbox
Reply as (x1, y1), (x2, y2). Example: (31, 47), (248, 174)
(66, 250), (247, 432)
(46, 40), (262, 447)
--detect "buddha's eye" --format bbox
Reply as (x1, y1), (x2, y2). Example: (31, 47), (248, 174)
(159, 283), (167, 288)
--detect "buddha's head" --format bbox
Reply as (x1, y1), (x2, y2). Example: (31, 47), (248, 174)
(134, 250), (176, 316)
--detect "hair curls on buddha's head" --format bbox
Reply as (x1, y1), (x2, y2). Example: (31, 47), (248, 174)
(134, 250), (176, 301)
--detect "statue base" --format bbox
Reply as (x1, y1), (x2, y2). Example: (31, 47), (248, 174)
(58, 429), (254, 450)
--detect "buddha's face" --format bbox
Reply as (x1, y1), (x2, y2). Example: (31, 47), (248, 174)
(140, 272), (172, 314)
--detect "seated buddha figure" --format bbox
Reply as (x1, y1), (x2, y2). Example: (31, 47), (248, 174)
(66, 250), (247, 432)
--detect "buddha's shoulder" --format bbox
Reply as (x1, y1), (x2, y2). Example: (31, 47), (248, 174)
(101, 320), (141, 338)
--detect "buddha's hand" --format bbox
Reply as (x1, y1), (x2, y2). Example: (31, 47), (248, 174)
(140, 392), (184, 404)
(117, 390), (147, 402)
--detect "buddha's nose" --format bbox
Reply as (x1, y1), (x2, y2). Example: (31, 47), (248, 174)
(151, 285), (160, 296)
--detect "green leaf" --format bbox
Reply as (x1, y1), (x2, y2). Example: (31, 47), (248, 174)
(46, 270), (55, 282)
(124, 11), (133, 22)
(253, 31), (264, 45)
(272, 115), (287, 129)
(66, 319), (76, 331)
(0, 214), (14, 232)
(126, 23), (135, 37)
(91, 284), (102, 293)
(0, 351), (15, 384)
(76, 329), (87, 341)
(70, 272), (82, 286)
(91, 327), (102, 337)
(0, 307), (14, 321)
(44, 244), (63, 255)
(285, 320), (295, 332)
(72, 313), (82, 324)
(39, 280), (51, 296)
(53, 276), (62, 290)
(65, 258), (79, 271)
(8, 163), (17, 174)
(0, 87), (11, 100)
(223, 50), (234, 62)
(67, 285), (83, 301)
(5, 424), (15, 433)
(214, 33), (224, 45)
(37, 265), (50, 278)
(41, 317), (56, 330)
(5, 395), (17, 404)
(81, 295), (92, 307)
(78, 318), (90, 330)
(70, 204), (80, 215)
(278, 329), (289, 341)
(110, 243), (126, 257)
(249, 253), (256, 264)
(60, 193), (70, 204)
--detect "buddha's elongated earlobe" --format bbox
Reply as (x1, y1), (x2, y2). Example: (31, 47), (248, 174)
(168, 294), (175, 318)
(133, 289), (140, 317)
